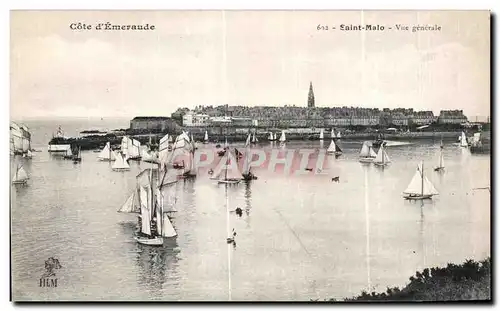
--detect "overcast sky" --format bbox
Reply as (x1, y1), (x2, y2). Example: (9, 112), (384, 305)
(10, 10), (490, 119)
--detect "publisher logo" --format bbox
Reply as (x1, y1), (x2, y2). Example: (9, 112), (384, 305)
(39, 257), (62, 288)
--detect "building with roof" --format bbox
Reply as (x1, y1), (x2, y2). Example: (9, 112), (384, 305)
(130, 116), (176, 132)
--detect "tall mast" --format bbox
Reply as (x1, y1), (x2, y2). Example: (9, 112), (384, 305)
(421, 161), (424, 196)
(224, 152), (229, 181)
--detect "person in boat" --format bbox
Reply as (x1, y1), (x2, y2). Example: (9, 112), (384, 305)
(235, 207), (243, 217)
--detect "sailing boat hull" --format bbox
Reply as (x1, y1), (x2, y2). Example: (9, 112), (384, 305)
(127, 157), (142, 161)
(434, 167), (445, 172)
(373, 162), (389, 167)
(327, 151), (342, 155)
(403, 194), (434, 200)
(112, 168), (130, 171)
(135, 236), (164, 246)
(218, 179), (241, 184)
(12, 180), (27, 185)
(359, 157), (374, 163)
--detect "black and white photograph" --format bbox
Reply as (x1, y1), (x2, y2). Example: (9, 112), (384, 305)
(9, 9), (491, 302)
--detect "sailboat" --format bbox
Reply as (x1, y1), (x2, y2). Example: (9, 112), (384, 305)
(326, 139), (343, 155)
(358, 141), (377, 163)
(23, 149), (33, 159)
(337, 132), (342, 139)
(268, 132), (276, 141)
(213, 150), (242, 184)
(142, 148), (159, 164)
(98, 142), (117, 161)
(251, 132), (258, 144)
(63, 146), (73, 159)
(112, 152), (131, 171)
(460, 131), (468, 147)
(181, 146), (197, 179)
(319, 129), (324, 140)
(331, 129), (335, 139)
(133, 168), (177, 246)
(434, 139), (445, 172)
(245, 133), (252, 147)
(72, 146), (82, 163)
(204, 131), (209, 144)
(279, 130), (286, 144)
(158, 134), (170, 165)
(373, 144), (391, 167)
(12, 164), (29, 184)
(121, 136), (141, 160)
(403, 161), (439, 200)
(242, 141), (257, 181)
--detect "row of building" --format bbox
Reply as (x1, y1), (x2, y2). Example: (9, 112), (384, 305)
(178, 106), (468, 127)
(129, 107), (470, 132)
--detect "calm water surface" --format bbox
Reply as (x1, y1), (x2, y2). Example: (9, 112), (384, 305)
(11, 120), (490, 301)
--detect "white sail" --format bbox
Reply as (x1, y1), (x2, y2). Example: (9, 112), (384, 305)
(161, 214), (177, 237)
(140, 187), (151, 235)
(159, 166), (179, 188)
(112, 152), (130, 170)
(337, 132), (342, 138)
(26, 149), (32, 158)
(215, 152), (242, 181)
(130, 139), (141, 158)
(273, 133), (277, 140)
(252, 132), (258, 143)
(359, 142), (371, 157)
(245, 134), (251, 147)
(121, 136), (129, 155)
(13, 165), (28, 182)
(98, 142), (116, 161)
(65, 147), (73, 157)
(327, 140), (336, 153)
(204, 131), (209, 142)
(472, 132), (481, 144)
(118, 191), (140, 213)
(268, 132), (273, 140)
(279, 130), (286, 142)
(383, 149), (391, 163)
(22, 138), (30, 152)
(141, 149), (156, 162)
(460, 132), (468, 147)
(243, 147), (252, 175)
(331, 129), (335, 139)
(403, 164), (438, 196)
(160, 181), (178, 211)
(374, 145), (387, 164)
(159, 149), (170, 166)
(369, 147), (377, 158)
(423, 176), (439, 195)
(403, 169), (423, 195)
(156, 191), (162, 236)
(319, 129), (324, 140)
(184, 151), (197, 176)
(159, 134), (169, 151)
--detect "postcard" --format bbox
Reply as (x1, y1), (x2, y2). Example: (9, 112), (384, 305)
(10, 10), (491, 302)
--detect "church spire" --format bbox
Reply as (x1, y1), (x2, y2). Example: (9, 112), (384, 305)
(307, 81), (315, 108)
